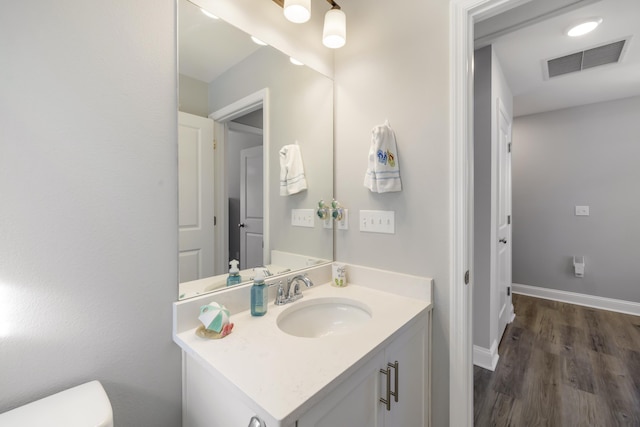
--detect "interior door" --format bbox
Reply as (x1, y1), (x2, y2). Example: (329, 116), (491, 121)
(178, 112), (215, 283)
(239, 146), (263, 270)
(496, 99), (513, 339)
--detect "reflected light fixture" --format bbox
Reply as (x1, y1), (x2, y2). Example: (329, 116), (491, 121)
(277, 0), (347, 48)
(566, 18), (602, 37)
(289, 57), (304, 66)
(251, 36), (268, 46)
(200, 8), (219, 20)
(284, 0), (311, 23)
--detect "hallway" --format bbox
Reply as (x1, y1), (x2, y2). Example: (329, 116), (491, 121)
(474, 294), (640, 425)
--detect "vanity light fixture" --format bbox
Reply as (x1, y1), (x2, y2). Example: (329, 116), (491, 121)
(200, 8), (219, 20)
(323, 3), (346, 48)
(566, 18), (602, 37)
(284, 0), (311, 23)
(275, 0), (347, 49)
(289, 57), (304, 66)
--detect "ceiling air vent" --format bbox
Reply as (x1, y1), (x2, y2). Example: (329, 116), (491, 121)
(546, 38), (628, 78)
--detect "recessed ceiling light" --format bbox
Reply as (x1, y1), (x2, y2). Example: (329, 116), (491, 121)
(289, 57), (304, 66)
(251, 36), (268, 46)
(566, 18), (602, 37)
(200, 8), (219, 20)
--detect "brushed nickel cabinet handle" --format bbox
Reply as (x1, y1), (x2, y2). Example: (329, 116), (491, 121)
(379, 366), (391, 411)
(389, 361), (399, 403)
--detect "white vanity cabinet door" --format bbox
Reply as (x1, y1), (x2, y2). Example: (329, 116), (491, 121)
(382, 315), (429, 427)
(299, 312), (430, 427)
(183, 353), (287, 427)
(297, 351), (386, 427)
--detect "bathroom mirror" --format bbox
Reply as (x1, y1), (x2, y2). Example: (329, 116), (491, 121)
(178, 0), (334, 300)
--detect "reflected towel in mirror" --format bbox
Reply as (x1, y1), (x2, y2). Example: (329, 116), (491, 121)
(280, 143), (308, 195)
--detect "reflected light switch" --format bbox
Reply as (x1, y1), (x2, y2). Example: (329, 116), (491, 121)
(575, 206), (589, 216)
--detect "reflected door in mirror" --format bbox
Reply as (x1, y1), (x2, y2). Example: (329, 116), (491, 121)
(179, 112), (215, 283)
(240, 145), (263, 270)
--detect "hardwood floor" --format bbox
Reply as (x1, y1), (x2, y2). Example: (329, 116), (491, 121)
(474, 294), (640, 426)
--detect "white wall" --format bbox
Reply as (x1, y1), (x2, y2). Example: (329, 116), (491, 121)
(512, 96), (640, 303)
(473, 46), (513, 352)
(179, 74), (209, 117)
(0, 0), (181, 425)
(334, 0), (450, 424)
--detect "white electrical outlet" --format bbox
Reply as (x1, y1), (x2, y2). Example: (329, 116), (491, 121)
(575, 206), (590, 216)
(337, 209), (349, 230)
(291, 209), (315, 227)
(323, 216), (333, 229)
(359, 210), (395, 234)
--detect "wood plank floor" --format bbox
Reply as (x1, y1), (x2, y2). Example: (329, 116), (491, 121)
(474, 294), (640, 426)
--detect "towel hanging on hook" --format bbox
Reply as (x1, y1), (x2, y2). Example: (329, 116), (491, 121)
(363, 120), (402, 193)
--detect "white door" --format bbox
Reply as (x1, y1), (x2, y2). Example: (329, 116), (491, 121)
(178, 112), (215, 283)
(496, 99), (513, 339)
(239, 146), (263, 270)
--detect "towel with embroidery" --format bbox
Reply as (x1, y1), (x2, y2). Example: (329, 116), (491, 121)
(279, 143), (308, 196)
(364, 120), (402, 193)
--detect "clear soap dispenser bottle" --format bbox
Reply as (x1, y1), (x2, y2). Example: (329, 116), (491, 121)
(250, 270), (268, 316)
(227, 259), (241, 286)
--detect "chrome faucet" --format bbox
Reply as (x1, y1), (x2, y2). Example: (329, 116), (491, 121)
(274, 274), (314, 305)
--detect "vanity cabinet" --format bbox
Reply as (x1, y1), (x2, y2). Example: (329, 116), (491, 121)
(297, 313), (430, 427)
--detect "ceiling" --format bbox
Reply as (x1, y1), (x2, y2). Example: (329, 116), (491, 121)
(477, 0), (640, 116)
(179, 0), (260, 83)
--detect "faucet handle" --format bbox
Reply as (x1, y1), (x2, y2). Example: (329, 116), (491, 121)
(274, 281), (287, 305)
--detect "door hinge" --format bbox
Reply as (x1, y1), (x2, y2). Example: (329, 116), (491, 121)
(214, 216), (217, 226)
(507, 286), (511, 296)
(508, 215), (511, 225)
(464, 270), (470, 285)
(213, 139), (217, 150)
(508, 142), (512, 153)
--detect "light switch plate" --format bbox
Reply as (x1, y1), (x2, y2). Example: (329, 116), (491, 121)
(359, 210), (395, 234)
(291, 209), (315, 227)
(575, 206), (590, 216)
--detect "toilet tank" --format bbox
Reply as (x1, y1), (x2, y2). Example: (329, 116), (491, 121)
(0, 380), (113, 427)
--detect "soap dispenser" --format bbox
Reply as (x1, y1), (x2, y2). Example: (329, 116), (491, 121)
(227, 259), (241, 286)
(250, 270), (268, 317)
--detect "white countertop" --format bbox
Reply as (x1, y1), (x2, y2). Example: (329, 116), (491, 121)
(173, 278), (432, 426)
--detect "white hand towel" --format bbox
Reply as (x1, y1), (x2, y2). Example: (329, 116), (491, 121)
(364, 120), (402, 193)
(279, 143), (308, 196)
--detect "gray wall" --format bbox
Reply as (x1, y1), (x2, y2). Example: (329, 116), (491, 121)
(473, 46), (513, 351)
(0, 1), (182, 425)
(333, 0), (450, 424)
(179, 74), (209, 117)
(512, 95), (640, 303)
(209, 46), (334, 262)
(473, 46), (493, 349)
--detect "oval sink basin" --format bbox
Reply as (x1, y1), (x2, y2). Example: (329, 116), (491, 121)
(277, 297), (372, 338)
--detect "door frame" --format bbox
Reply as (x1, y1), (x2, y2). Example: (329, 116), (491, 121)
(449, 0), (525, 425)
(210, 88), (270, 276)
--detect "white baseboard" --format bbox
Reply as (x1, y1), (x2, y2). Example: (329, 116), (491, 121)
(512, 283), (640, 316)
(473, 340), (499, 371)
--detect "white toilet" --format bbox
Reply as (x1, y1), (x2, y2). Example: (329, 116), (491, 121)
(0, 380), (113, 427)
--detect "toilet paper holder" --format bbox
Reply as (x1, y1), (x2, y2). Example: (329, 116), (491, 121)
(573, 256), (585, 278)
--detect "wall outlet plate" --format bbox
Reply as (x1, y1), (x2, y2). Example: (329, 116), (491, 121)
(337, 209), (349, 230)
